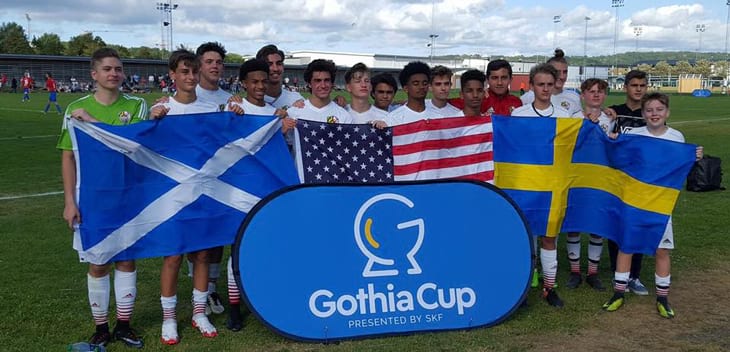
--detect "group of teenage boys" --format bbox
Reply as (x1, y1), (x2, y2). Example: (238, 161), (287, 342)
(58, 43), (700, 348)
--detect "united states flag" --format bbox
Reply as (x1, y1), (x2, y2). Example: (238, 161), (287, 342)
(294, 116), (493, 183)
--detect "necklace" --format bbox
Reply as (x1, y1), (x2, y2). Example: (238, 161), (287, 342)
(532, 102), (554, 117)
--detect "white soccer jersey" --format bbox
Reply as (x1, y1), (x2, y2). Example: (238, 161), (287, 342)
(288, 99), (353, 124)
(596, 111), (616, 136)
(153, 97), (221, 115)
(227, 99), (276, 116)
(627, 126), (685, 143)
(511, 103), (571, 118)
(384, 104), (443, 126)
(521, 89), (582, 116)
(346, 105), (382, 124)
(195, 85), (232, 109)
(426, 100), (464, 118)
(264, 88), (304, 110)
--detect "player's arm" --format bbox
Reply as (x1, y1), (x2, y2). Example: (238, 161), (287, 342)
(61, 150), (80, 230)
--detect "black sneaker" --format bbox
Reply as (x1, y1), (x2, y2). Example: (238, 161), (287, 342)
(113, 325), (144, 349)
(226, 306), (243, 332)
(586, 274), (606, 291)
(566, 272), (582, 289)
(207, 292), (225, 315)
(542, 288), (564, 308)
(89, 330), (111, 347)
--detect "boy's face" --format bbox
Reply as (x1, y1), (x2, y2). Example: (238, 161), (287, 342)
(170, 62), (199, 93)
(430, 74), (452, 100)
(91, 57), (125, 91)
(642, 99), (670, 129)
(531, 73), (555, 105)
(581, 83), (606, 109)
(372, 82), (395, 110)
(244, 70), (268, 102)
(625, 78), (648, 103)
(550, 61), (568, 90)
(346, 71), (371, 100)
(487, 67), (511, 96)
(309, 71), (333, 100)
(405, 73), (429, 100)
(199, 51), (224, 85)
(460, 80), (485, 113)
(264, 53), (284, 85)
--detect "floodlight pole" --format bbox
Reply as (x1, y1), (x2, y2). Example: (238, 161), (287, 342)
(611, 0), (624, 77)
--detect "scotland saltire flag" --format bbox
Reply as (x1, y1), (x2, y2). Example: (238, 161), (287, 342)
(68, 112), (298, 265)
(294, 117), (494, 183)
(492, 115), (696, 254)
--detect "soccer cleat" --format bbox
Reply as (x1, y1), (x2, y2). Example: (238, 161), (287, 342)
(586, 274), (606, 291)
(628, 278), (649, 295)
(192, 313), (218, 338)
(566, 272), (582, 289)
(113, 325), (144, 349)
(531, 268), (539, 288)
(542, 288), (564, 308)
(160, 320), (179, 345)
(656, 298), (675, 319)
(88, 330), (111, 347)
(207, 292), (225, 315)
(602, 292), (625, 312)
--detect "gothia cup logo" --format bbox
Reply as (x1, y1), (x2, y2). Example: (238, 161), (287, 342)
(353, 193), (424, 278)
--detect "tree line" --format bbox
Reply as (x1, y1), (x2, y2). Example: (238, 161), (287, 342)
(1, 21), (727, 78)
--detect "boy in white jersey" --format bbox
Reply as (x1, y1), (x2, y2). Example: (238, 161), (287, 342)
(370, 73), (398, 119)
(223, 57), (288, 331)
(256, 44), (304, 110)
(511, 64), (572, 119)
(603, 92), (703, 319)
(521, 49), (582, 116)
(376, 61), (441, 127)
(287, 59), (352, 124)
(459, 69), (487, 117)
(564, 78), (613, 292)
(195, 42), (233, 110)
(150, 50), (220, 344)
(427, 65), (463, 117)
(511, 63), (568, 308)
(344, 63), (380, 123)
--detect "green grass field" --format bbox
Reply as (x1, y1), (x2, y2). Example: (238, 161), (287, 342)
(0, 90), (728, 351)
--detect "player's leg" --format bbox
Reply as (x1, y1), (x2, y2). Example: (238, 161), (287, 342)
(585, 234), (606, 291)
(604, 251), (631, 311)
(87, 263), (112, 346)
(206, 246), (225, 315)
(540, 236), (563, 307)
(226, 256), (243, 331)
(190, 250), (217, 338)
(112, 260), (142, 348)
(160, 255), (182, 345)
(565, 232), (582, 288)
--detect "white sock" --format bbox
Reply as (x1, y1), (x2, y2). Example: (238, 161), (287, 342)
(88, 274), (110, 326)
(161, 295), (177, 321)
(114, 269), (137, 322)
(540, 248), (558, 289)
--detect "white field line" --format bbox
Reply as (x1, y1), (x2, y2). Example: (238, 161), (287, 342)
(0, 191), (63, 201)
(0, 134), (59, 141)
(671, 117), (730, 125)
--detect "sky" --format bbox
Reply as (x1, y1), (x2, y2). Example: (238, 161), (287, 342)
(2, 1), (729, 59)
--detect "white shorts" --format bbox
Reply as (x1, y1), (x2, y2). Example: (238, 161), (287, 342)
(658, 217), (675, 250)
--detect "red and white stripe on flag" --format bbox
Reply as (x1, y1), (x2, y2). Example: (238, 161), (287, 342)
(391, 116), (494, 182)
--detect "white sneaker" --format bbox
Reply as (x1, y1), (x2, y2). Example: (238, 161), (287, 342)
(160, 319), (179, 345)
(207, 292), (225, 315)
(192, 313), (218, 338)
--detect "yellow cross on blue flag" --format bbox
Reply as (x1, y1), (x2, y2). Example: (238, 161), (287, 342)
(492, 115), (696, 254)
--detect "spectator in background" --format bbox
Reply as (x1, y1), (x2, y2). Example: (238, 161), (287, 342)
(11, 77), (18, 93)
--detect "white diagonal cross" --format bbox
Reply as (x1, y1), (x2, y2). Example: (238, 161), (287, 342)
(69, 117), (281, 264)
